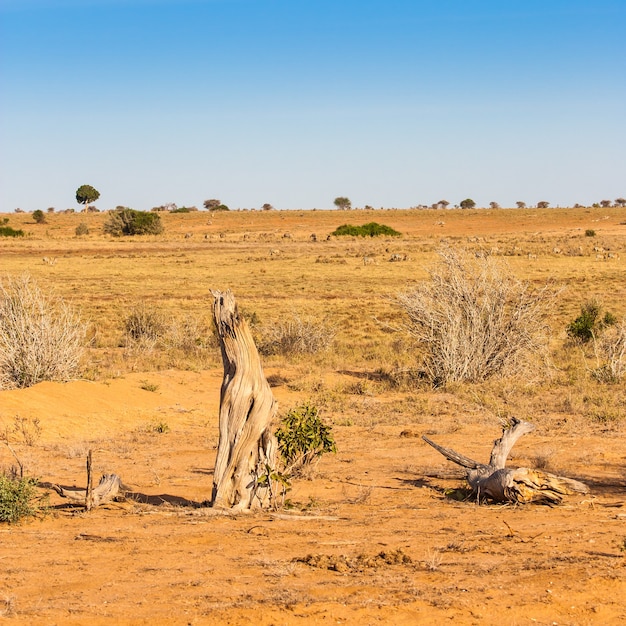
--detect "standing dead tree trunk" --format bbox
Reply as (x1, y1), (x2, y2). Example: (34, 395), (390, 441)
(211, 290), (278, 511)
(423, 418), (588, 504)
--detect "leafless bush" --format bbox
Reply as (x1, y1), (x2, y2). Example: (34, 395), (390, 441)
(0, 275), (86, 389)
(396, 247), (556, 386)
(592, 318), (626, 383)
(123, 303), (166, 352)
(259, 314), (336, 356)
(163, 315), (214, 354)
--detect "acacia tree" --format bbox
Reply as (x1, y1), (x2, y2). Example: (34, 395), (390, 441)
(516, 201), (526, 209)
(333, 196), (352, 210)
(615, 197), (626, 207)
(438, 200), (450, 209)
(489, 201), (500, 209)
(600, 200), (612, 208)
(460, 198), (476, 209)
(76, 184), (100, 208)
(537, 201), (550, 209)
(203, 199), (221, 210)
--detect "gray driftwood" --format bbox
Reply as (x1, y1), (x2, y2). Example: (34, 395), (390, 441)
(51, 474), (122, 508)
(211, 290), (278, 510)
(423, 418), (588, 504)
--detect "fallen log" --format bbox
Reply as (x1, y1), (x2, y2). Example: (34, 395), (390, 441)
(423, 418), (588, 504)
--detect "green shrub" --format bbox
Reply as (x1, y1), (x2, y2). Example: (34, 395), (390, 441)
(585, 229), (596, 237)
(0, 226), (24, 238)
(104, 208), (163, 236)
(275, 402), (336, 475)
(0, 475), (48, 524)
(567, 300), (616, 344)
(32, 210), (46, 224)
(331, 222), (401, 237)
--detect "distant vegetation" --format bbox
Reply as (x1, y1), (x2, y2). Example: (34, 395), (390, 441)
(331, 222), (401, 237)
(0, 226), (24, 238)
(333, 197), (352, 210)
(75, 184), (100, 208)
(104, 207), (163, 236)
(32, 210), (46, 224)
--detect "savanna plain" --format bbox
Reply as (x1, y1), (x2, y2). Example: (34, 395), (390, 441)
(0, 206), (625, 625)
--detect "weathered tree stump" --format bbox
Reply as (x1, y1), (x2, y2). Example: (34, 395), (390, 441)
(423, 418), (589, 504)
(51, 473), (122, 508)
(211, 290), (278, 510)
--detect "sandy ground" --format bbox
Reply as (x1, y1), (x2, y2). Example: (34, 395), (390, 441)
(1, 369), (624, 625)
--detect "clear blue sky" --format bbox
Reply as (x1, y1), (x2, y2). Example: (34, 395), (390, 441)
(1, 0), (624, 211)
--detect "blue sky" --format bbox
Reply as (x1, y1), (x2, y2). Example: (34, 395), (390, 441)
(1, 0), (624, 211)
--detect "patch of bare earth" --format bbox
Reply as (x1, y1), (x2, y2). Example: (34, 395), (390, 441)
(1, 371), (624, 624)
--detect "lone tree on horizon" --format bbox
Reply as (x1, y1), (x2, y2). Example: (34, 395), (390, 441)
(333, 196), (352, 210)
(76, 184), (100, 208)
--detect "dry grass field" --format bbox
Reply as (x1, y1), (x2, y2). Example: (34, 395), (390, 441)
(0, 206), (625, 624)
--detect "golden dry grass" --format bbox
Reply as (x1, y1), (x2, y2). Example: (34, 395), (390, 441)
(1, 206), (625, 624)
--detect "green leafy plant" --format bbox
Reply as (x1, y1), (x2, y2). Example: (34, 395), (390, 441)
(567, 300), (616, 344)
(0, 474), (48, 524)
(104, 208), (163, 236)
(275, 402), (337, 476)
(585, 229), (596, 237)
(331, 222), (401, 237)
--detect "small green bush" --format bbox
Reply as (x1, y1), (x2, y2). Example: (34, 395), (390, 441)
(331, 222), (401, 237)
(585, 229), (596, 237)
(32, 210), (46, 224)
(0, 475), (48, 524)
(275, 402), (336, 475)
(567, 300), (616, 344)
(0, 226), (24, 238)
(104, 208), (163, 236)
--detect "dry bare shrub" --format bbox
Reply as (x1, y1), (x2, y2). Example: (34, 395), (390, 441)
(123, 303), (166, 352)
(396, 247), (556, 386)
(163, 314), (215, 355)
(592, 318), (626, 383)
(259, 313), (336, 356)
(0, 275), (85, 389)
